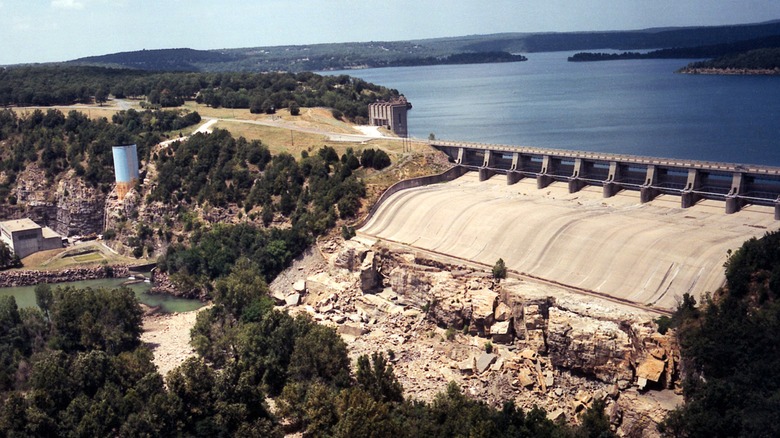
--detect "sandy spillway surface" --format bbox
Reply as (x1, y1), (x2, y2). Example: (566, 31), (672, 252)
(359, 172), (779, 310)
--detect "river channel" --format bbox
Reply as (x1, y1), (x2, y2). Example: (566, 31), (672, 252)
(0, 276), (203, 313)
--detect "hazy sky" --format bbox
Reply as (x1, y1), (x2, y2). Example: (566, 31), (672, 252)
(2, 0), (780, 65)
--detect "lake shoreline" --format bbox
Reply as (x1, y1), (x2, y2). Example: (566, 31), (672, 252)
(0, 265), (130, 288)
(679, 67), (780, 75)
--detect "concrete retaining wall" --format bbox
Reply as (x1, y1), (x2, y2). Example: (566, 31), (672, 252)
(353, 165), (470, 229)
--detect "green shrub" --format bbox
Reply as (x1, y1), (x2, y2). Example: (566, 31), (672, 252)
(492, 258), (507, 280)
(445, 327), (456, 341)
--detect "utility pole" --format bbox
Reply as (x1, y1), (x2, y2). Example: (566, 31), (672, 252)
(290, 129), (294, 147)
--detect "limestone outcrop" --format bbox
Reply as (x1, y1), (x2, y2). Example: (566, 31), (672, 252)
(546, 307), (634, 385)
(282, 237), (682, 436)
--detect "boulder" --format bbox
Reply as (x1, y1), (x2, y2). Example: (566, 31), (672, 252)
(526, 329), (547, 353)
(360, 251), (379, 292)
(333, 247), (356, 270)
(490, 320), (513, 344)
(636, 356), (666, 388)
(337, 323), (367, 339)
(494, 302), (512, 321)
(333, 241), (371, 271)
(458, 357), (476, 374)
(546, 307), (634, 384)
(469, 288), (498, 335)
(547, 409), (566, 422)
(517, 367), (535, 387)
(285, 293), (300, 306)
(519, 348), (538, 361)
(523, 304), (546, 331)
(293, 279), (306, 293)
(471, 288), (498, 321)
(476, 353), (497, 374)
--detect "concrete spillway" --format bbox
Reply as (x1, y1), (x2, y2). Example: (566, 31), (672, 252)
(359, 172), (779, 310)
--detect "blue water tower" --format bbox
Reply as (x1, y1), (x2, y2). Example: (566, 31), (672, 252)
(112, 144), (139, 199)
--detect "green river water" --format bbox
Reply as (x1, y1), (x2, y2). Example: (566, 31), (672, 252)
(0, 276), (203, 313)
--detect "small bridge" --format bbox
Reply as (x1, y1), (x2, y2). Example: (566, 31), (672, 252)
(432, 141), (780, 218)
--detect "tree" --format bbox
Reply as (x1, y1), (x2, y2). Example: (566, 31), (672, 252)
(289, 102), (300, 116)
(576, 398), (616, 438)
(355, 352), (403, 403)
(360, 149), (375, 168)
(371, 149), (391, 170)
(94, 86), (109, 106)
(35, 284), (53, 321)
(493, 258), (507, 280)
(212, 257), (270, 319)
(288, 323), (351, 389)
(0, 241), (15, 269)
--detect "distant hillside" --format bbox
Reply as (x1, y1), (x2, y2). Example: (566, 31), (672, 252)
(568, 34), (780, 62)
(679, 47), (780, 74)
(71, 48), (238, 71)
(65, 20), (780, 73)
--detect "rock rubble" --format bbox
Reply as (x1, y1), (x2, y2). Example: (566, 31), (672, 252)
(274, 238), (682, 436)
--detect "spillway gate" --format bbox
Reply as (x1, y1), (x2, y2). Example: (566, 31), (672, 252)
(433, 141), (780, 219)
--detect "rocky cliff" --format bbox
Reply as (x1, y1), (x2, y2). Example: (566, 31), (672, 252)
(4, 166), (106, 237)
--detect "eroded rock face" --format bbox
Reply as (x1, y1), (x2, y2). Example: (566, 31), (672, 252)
(56, 176), (106, 236)
(311, 239), (681, 436)
(546, 307), (634, 384)
(1, 167), (106, 237)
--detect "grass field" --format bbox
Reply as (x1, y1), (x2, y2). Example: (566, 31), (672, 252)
(72, 252), (106, 263)
(18, 242), (143, 270)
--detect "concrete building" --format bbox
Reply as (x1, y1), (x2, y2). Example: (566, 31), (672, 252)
(112, 144), (139, 200)
(0, 218), (63, 259)
(368, 96), (411, 137)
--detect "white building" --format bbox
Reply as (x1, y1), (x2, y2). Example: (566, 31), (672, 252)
(0, 218), (63, 259)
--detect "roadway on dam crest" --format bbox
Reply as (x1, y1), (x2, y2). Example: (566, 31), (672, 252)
(358, 172), (779, 310)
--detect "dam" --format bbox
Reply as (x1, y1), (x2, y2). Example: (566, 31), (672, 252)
(358, 143), (780, 311)
(434, 141), (780, 218)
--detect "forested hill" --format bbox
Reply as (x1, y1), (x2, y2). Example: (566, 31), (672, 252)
(679, 47), (780, 73)
(72, 48), (240, 72)
(568, 34), (780, 62)
(0, 66), (400, 122)
(61, 20), (780, 73)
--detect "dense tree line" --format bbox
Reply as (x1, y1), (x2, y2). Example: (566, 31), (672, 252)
(155, 140), (382, 295)
(0, 65), (400, 122)
(382, 51), (527, 67)
(681, 47), (780, 72)
(569, 35), (780, 64)
(151, 131), (366, 222)
(658, 230), (780, 437)
(0, 108), (200, 199)
(0, 264), (616, 437)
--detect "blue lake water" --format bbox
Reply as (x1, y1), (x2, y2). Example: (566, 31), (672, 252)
(327, 51), (780, 166)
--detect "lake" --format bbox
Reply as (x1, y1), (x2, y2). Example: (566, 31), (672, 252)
(327, 51), (780, 166)
(0, 276), (203, 313)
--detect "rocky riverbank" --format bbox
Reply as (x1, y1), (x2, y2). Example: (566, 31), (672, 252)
(149, 270), (208, 300)
(0, 265), (130, 287)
